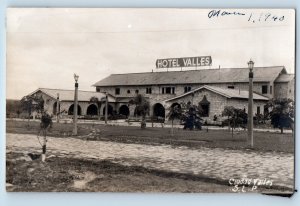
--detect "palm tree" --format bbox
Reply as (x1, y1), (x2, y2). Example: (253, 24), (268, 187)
(90, 96), (101, 120)
(129, 94), (150, 129)
(167, 105), (182, 136)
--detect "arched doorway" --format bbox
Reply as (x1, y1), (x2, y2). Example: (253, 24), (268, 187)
(87, 104), (98, 116)
(52, 102), (60, 115)
(153, 103), (165, 119)
(68, 104), (82, 115)
(119, 105), (130, 117)
(102, 104), (113, 116)
(199, 95), (210, 117)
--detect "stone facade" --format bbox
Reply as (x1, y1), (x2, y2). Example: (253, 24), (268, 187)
(97, 81), (275, 100)
(34, 91), (58, 114)
(226, 99), (267, 116)
(96, 82), (274, 119)
(165, 88), (268, 117)
(33, 90), (117, 117)
(274, 79), (295, 100)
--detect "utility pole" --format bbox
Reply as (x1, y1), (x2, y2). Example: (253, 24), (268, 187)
(105, 92), (108, 124)
(73, 74), (79, 135)
(56, 93), (60, 123)
(248, 60), (254, 147)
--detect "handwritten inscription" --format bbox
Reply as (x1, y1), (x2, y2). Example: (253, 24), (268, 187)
(208, 9), (285, 23)
(208, 10), (246, 18)
(228, 178), (273, 192)
(248, 12), (284, 23)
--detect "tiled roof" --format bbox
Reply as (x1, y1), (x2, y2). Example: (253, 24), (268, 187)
(93, 66), (287, 86)
(28, 88), (116, 102)
(165, 85), (269, 102)
(275, 74), (295, 82)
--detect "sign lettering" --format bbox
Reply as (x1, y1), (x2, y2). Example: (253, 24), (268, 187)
(156, 56), (212, 68)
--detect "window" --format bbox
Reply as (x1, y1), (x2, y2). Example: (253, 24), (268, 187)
(257, 106), (261, 115)
(146, 87), (152, 94)
(135, 89), (139, 94)
(227, 85), (235, 89)
(201, 104), (210, 117)
(199, 95), (210, 117)
(96, 88), (100, 92)
(162, 87), (175, 94)
(270, 85), (272, 94)
(115, 88), (120, 95)
(127, 90), (131, 94)
(184, 86), (191, 93)
(166, 87), (171, 94)
(262, 85), (268, 94)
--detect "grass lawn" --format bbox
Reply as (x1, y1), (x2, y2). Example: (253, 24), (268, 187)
(6, 119), (294, 153)
(6, 120), (90, 137)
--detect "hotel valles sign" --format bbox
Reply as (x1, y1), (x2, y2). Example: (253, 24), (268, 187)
(156, 56), (212, 69)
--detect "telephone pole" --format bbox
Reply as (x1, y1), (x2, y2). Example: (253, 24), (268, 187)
(56, 93), (60, 123)
(73, 74), (79, 135)
(248, 60), (254, 147)
(105, 92), (108, 124)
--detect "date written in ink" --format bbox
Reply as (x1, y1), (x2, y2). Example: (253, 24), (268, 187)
(248, 12), (284, 23)
(207, 10), (285, 23)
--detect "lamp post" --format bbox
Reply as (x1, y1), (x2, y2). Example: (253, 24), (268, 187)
(247, 60), (254, 147)
(56, 93), (60, 123)
(73, 74), (79, 135)
(105, 92), (108, 124)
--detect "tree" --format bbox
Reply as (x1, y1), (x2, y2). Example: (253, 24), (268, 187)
(20, 95), (52, 161)
(181, 102), (203, 130)
(222, 106), (235, 131)
(129, 94), (150, 129)
(267, 98), (294, 134)
(222, 106), (247, 137)
(167, 105), (182, 136)
(20, 95), (44, 126)
(39, 112), (53, 162)
(6, 99), (22, 118)
(16, 110), (21, 118)
(90, 96), (102, 120)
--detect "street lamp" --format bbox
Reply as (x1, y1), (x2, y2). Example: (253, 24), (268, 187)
(56, 93), (60, 123)
(73, 73), (79, 135)
(105, 92), (108, 124)
(248, 60), (254, 147)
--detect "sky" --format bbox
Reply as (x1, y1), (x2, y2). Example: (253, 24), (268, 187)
(6, 8), (295, 99)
